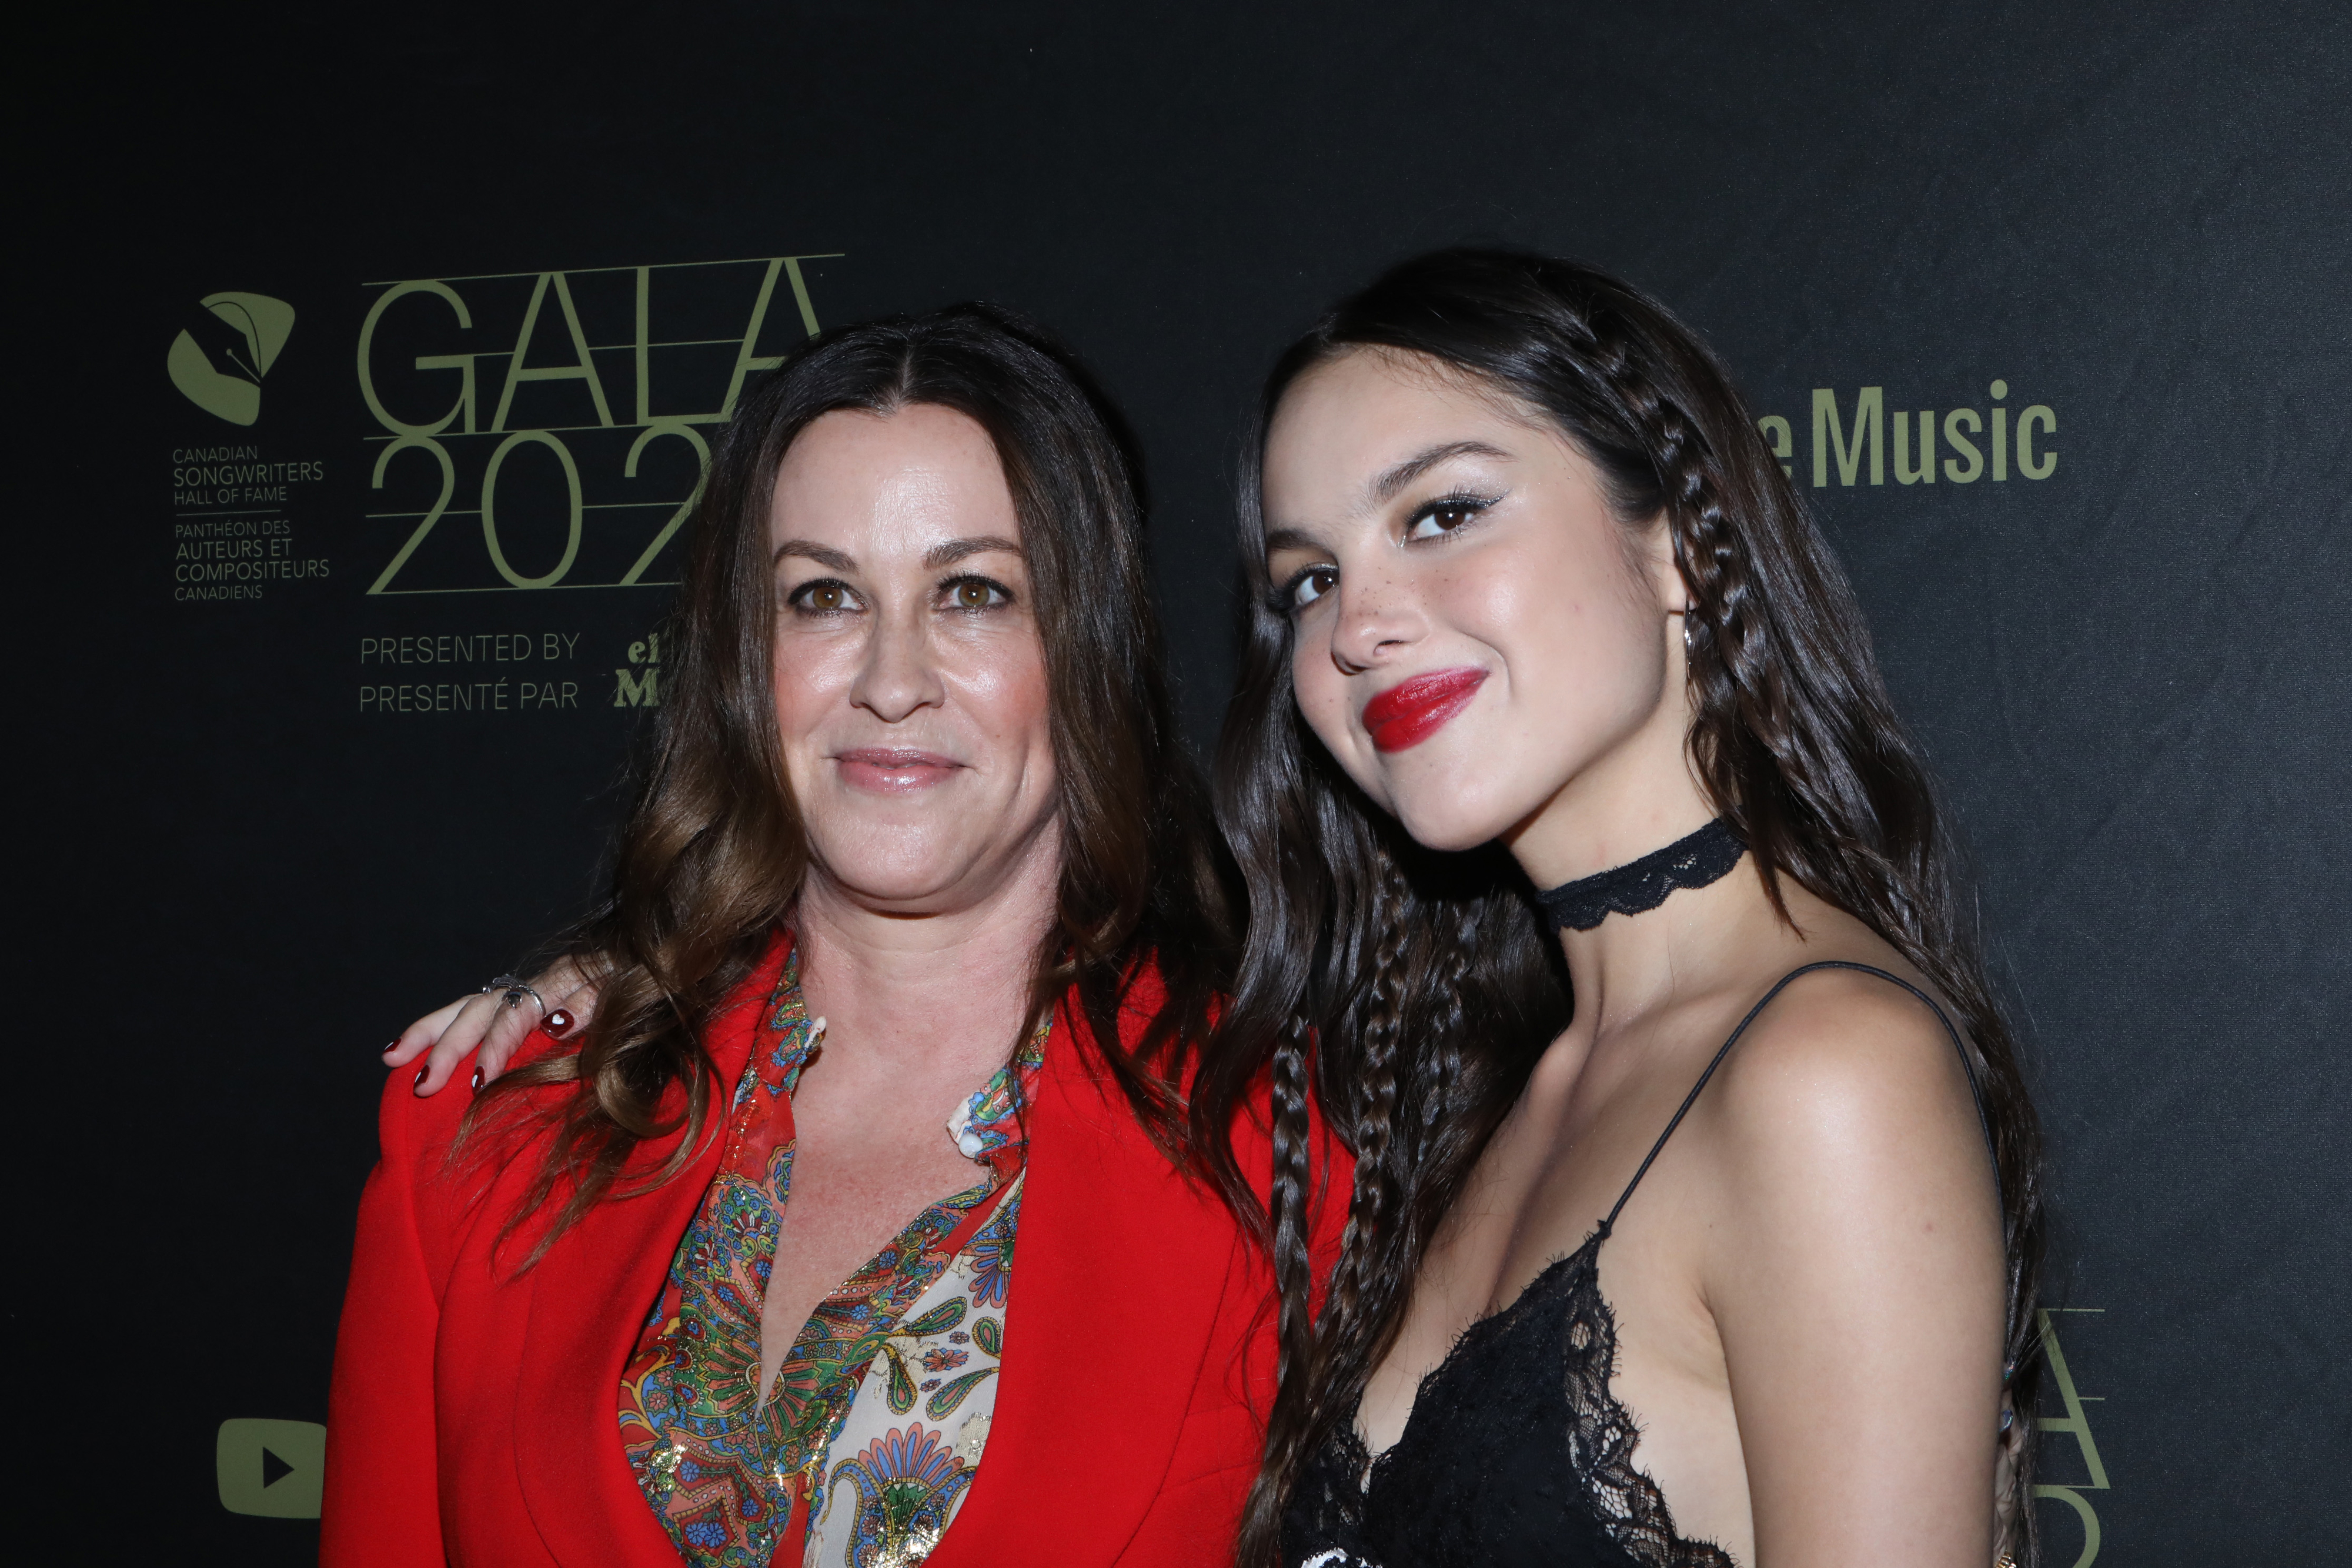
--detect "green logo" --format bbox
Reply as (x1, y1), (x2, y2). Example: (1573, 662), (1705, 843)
(216, 1416), (326, 1517)
(169, 292), (296, 426)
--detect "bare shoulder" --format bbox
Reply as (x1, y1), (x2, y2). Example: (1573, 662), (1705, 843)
(1693, 963), (1992, 1214)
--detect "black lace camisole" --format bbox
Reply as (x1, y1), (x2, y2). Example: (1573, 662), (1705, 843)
(1282, 962), (1994, 1568)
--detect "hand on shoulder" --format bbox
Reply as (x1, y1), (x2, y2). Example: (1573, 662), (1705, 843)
(379, 957), (600, 1096)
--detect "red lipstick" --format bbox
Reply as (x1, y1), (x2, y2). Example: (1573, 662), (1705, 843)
(835, 747), (963, 793)
(1361, 668), (1487, 754)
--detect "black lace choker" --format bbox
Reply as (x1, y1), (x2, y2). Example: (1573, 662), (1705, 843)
(1534, 818), (1747, 931)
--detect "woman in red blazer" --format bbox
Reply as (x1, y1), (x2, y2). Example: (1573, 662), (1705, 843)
(330, 306), (1341, 1568)
(334, 943), (1325, 1568)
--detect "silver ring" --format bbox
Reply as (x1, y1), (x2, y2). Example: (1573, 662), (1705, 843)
(486, 974), (544, 1015)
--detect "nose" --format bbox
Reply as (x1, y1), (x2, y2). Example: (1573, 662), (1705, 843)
(848, 600), (947, 723)
(1325, 558), (1423, 676)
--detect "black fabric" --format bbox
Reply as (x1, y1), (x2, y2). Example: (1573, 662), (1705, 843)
(1282, 963), (1987, 1568)
(1534, 820), (1748, 932)
(1284, 1238), (1736, 1568)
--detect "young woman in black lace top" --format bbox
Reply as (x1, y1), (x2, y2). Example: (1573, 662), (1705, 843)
(1189, 252), (2047, 1568)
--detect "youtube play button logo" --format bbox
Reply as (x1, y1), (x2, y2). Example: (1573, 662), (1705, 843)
(217, 1417), (326, 1517)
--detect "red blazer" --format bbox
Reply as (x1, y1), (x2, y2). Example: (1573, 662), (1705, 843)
(323, 944), (1344, 1568)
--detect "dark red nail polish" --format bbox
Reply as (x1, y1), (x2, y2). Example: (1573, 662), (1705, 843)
(544, 1008), (574, 1038)
(383, 1041), (400, 1054)
(413, 1066), (428, 1089)
(470, 1067), (483, 1091)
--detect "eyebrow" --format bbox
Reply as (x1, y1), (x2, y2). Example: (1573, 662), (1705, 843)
(924, 534), (1023, 569)
(1262, 439), (1517, 557)
(771, 536), (1022, 571)
(774, 539), (857, 571)
(1367, 439), (1514, 505)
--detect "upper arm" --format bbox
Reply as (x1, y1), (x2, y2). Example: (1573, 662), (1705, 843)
(1698, 975), (2005, 1568)
(321, 1078), (450, 1566)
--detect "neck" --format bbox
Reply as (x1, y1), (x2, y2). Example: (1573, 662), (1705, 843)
(1504, 733), (1745, 1027)
(791, 836), (1062, 1077)
(1546, 855), (1783, 1030)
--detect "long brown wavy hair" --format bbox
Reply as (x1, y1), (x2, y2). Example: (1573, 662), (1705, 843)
(467, 303), (1230, 1262)
(1190, 250), (2049, 1566)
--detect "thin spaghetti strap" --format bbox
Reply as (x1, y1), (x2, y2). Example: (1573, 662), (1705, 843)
(1599, 959), (1997, 1236)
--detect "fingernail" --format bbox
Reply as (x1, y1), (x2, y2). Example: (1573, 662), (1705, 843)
(470, 1067), (483, 1091)
(544, 1008), (573, 1038)
(383, 1040), (400, 1054)
(413, 1066), (429, 1090)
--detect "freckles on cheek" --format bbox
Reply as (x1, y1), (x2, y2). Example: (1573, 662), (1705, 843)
(1291, 648), (1354, 756)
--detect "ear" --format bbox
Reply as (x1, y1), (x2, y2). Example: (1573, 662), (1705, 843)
(1643, 520), (1695, 616)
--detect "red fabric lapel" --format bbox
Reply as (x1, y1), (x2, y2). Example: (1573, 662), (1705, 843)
(928, 991), (1240, 1568)
(510, 941), (786, 1567)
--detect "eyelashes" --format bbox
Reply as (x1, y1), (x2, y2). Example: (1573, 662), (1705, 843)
(1265, 489), (1502, 615)
(788, 577), (858, 615)
(1272, 564), (1338, 613)
(938, 574), (1015, 611)
(783, 573), (1018, 617)
(1402, 489), (1499, 541)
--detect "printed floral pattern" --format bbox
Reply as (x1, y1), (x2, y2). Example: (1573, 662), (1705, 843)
(807, 1183), (1020, 1567)
(619, 952), (1045, 1568)
(822, 1424), (971, 1568)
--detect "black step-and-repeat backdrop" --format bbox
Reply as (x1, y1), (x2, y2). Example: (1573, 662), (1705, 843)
(21, 3), (2348, 1561)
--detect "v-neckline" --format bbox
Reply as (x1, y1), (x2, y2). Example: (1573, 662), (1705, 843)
(1354, 1225), (1610, 1472)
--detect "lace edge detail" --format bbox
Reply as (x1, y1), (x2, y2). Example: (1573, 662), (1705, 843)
(1560, 1246), (1739, 1568)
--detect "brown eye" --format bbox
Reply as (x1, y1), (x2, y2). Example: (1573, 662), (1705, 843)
(1287, 565), (1338, 610)
(944, 577), (1010, 611)
(790, 579), (857, 614)
(1404, 496), (1491, 541)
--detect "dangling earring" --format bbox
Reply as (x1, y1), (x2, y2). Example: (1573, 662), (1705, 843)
(1679, 610), (1695, 650)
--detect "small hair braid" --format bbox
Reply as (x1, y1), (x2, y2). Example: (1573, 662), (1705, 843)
(1414, 908), (1475, 1162)
(1596, 321), (1743, 669)
(1321, 851), (1414, 1347)
(1267, 1012), (1319, 1402)
(1579, 303), (1795, 842)
(1238, 1009), (1319, 1558)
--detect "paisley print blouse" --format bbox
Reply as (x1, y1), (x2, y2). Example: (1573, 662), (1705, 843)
(619, 954), (1047, 1568)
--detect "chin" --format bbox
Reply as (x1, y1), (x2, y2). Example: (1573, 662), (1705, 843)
(1385, 781), (1528, 855)
(803, 827), (981, 907)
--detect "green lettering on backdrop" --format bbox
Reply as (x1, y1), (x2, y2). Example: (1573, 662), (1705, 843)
(615, 665), (661, 707)
(358, 253), (838, 595)
(2033, 1309), (2112, 1568)
(1944, 407), (1985, 483)
(709, 256), (827, 424)
(357, 280), (474, 436)
(480, 430), (584, 589)
(1773, 381), (2057, 494)
(1895, 410), (1937, 484)
(490, 272), (616, 432)
(622, 422), (713, 585)
(2017, 405), (2059, 479)
(1991, 380), (2011, 481)
(368, 436), (458, 594)
(1812, 386), (1884, 486)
